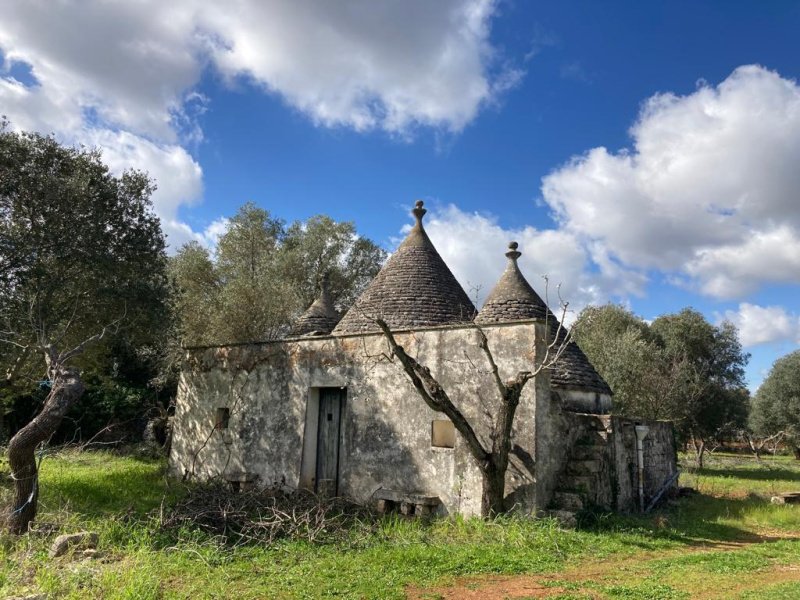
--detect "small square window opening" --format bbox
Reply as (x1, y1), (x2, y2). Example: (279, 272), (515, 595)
(431, 420), (455, 448)
(215, 407), (230, 429)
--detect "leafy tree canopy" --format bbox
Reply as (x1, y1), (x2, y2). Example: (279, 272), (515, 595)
(750, 349), (800, 449)
(651, 308), (747, 390)
(170, 203), (386, 346)
(0, 122), (169, 388)
(0, 122), (169, 532)
(573, 304), (750, 452)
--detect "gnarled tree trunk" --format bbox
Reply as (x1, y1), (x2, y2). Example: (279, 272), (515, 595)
(691, 435), (706, 469)
(481, 461), (507, 516)
(6, 364), (84, 534)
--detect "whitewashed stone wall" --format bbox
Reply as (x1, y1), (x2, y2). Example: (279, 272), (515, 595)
(170, 321), (550, 517)
(169, 319), (678, 516)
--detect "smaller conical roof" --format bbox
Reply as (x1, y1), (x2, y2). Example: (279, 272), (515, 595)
(289, 274), (340, 336)
(476, 242), (612, 396)
(475, 242), (548, 323)
(332, 201), (476, 334)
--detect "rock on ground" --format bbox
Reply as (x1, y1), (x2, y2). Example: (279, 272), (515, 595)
(49, 531), (99, 558)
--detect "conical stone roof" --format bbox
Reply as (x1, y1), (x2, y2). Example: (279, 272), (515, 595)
(475, 242), (548, 323)
(476, 242), (612, 396)
(332, 201), (476, 334)
(289, 275), (340, 336)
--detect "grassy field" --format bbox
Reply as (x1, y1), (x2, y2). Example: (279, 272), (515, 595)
(0, 450), (798, 599)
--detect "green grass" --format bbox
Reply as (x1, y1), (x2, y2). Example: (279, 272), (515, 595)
(737, 581), (800, 599)
(681, 451), (800, 496)
(35, 450), (179, 515)
(0, 450), (798, 598)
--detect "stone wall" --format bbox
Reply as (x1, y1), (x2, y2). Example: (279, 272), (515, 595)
(170, 321), (549, 517)
(541, 412), (677, 514)
(531, 394), (584, 512)
(610, 417), (677, 512)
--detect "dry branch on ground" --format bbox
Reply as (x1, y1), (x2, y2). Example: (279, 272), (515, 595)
(159, 483), (378, 546)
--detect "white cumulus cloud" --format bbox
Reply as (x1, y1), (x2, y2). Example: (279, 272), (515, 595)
(200, 0), (517, 134)
(417, 204), (645, 318)
(542, 65), (800, 299)
(0, 1), (514, 246)
(199, 217), (231, 250)
(721, 303), (800, 347)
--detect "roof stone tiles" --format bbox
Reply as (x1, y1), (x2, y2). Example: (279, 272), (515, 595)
(332, 201), (476, 334)
(289, 275), (340, 336)
(476, 242), (612, 396)
(551, 340), (613, 395)
(475, 242), (548, 323)
(330, 204), (611, 396)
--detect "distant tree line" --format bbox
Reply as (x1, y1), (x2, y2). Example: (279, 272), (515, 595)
(749, 350), (800, 460)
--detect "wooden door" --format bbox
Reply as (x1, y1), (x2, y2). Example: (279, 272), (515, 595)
(316, 388), (344, 495)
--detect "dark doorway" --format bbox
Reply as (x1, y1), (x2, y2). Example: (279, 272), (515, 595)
(315, 387), (345, 495)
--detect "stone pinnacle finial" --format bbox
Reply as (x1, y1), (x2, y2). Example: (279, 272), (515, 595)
(412, 200), (427, 225)
(505, 241), (521, 261)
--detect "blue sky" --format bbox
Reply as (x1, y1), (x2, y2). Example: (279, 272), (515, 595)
(2, 1), (799, 390)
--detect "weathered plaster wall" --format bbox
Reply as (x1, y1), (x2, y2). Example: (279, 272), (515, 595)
(170, 345), (302, 488)
(170, 321), (548, 517)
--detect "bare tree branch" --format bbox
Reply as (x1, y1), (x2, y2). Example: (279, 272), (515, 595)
(374, 317), (490, 464)
(476, 327), (507, 397)
(4, 345), (30, 384)
(57, 303), (127, 364)
(0, 337), (28, 349)
(50, 293), (83, 349)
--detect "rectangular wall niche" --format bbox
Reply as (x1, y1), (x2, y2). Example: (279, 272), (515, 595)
(215, 407), (230, 429)
(431, 420), (455, 448)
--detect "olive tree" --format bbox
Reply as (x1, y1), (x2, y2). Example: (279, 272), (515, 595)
(280, 215), (388, 310)
(170, 204), (386, 346)
(574, 305), (750, 467)
(750, 350), (800, 459)
(572, 305), (677, 419)
(0, 124), (168, 533)
(651, 310), (749, 465)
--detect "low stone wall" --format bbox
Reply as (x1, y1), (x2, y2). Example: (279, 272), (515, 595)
(610, 417), (677, 512)
(533, 408), (601, 511)
(541, 411), (677, 514)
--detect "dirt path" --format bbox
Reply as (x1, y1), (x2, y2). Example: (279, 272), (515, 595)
(406, 536), (800, 600)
